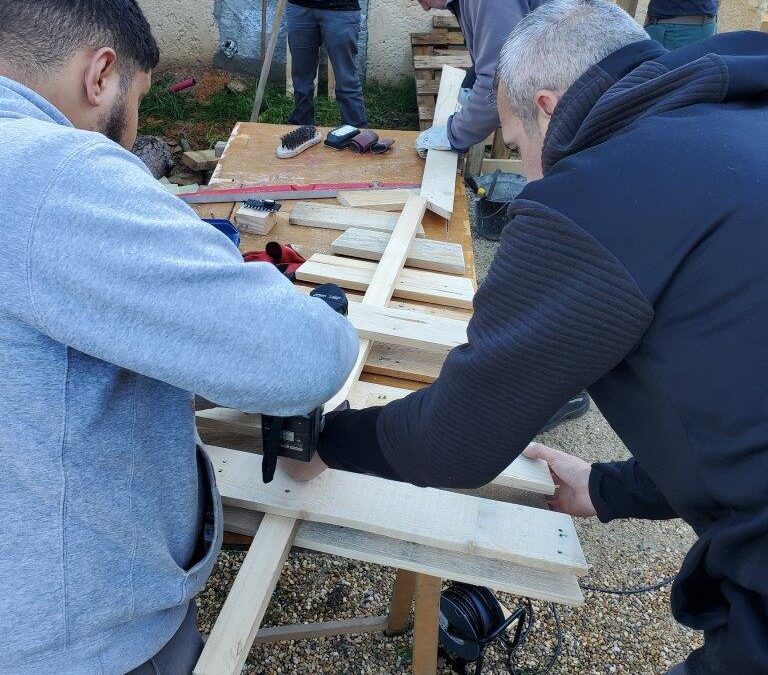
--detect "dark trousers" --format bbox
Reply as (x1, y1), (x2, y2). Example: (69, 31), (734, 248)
(286, 3), (368, 128)
(126, 602), (203, 675)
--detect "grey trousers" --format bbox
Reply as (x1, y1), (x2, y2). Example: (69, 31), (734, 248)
(125, 602), (203, 675)
(286, 3), (368, 128)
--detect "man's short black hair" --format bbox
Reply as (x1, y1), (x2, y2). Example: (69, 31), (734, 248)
(0, 0), (160, 82)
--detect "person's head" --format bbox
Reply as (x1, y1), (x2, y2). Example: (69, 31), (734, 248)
(494, 0), (647, 179)
(0, 0), (160, 149)
(417, 0), (450, 10)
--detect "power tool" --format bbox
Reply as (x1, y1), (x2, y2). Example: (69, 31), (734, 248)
(260, 283), (349, 483)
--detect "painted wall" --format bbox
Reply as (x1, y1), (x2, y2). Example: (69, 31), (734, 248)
(138, 0), (766, 80)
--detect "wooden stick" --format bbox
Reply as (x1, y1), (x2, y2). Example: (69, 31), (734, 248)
(193, 514), (298, 675)
(253, 615), (387, 644)
(251, 0), (287, 122)
(386, 569), (417, 635)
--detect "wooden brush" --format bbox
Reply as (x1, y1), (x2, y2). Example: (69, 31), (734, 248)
(277, 125), (322, 159)
(235, 199), (282, 235)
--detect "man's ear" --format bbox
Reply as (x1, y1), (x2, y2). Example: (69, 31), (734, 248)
(533, 89), (560, 120)
(83, 47), (119, 107)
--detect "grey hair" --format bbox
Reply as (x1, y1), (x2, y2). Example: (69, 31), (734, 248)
(494, 0), (648, 129)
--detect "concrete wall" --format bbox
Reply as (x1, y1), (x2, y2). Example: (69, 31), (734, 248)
(136, 0), (219, 69)
(139, 0), (766, 80)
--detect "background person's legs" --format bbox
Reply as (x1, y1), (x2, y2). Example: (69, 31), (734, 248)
(645, 21), (716, 49)
(287, 4), (322, 125)
(320, 9), (368, 128)
(126, 601), (203, 675)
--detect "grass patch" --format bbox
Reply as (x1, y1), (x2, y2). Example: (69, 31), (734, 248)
(139, 76), (419, 147)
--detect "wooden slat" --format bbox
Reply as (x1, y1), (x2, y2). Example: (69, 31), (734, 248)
(366, 343), (446, 382)
(325, 195), (428, 411)
(432, 14), (460, 29)
(289, 202), (425, 236)
(254, 616), (387, 644)
(336, 189), (417, 211)
(421, 66), (465, 219)
(224, 510), (584, 606)
(348, 302), (467, 352)
(193, 514), (298, 675)
(482, 157), (526, 177)
(209, 445), (587, 574)
(331, 228), (466, 274)
(413, 54), (472, 70)
(182, 149), (218, 172)
(412, 575), (442, 675)
(296, 254), (475, 309)
(411, 31), (465, 46)
(415, 79), (441, 95)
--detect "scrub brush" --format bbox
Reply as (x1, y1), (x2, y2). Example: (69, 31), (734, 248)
(277, 125), (322, 159)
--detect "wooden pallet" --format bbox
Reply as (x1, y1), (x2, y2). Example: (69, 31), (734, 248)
(412, 14), (469, 130)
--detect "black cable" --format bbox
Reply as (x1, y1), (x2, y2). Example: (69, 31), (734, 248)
(580, 575), (676, 595)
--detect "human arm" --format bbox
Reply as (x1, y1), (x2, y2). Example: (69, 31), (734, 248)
(25, 141), (358, 416)
(316, 200), (654, 488)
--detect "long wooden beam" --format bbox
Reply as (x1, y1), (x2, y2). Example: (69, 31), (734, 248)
(209, 445), (586, 575)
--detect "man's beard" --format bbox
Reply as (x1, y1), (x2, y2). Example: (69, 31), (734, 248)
(99, 89), (128, 145)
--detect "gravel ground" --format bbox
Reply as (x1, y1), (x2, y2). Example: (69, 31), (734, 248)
(197, 213), (703, 674)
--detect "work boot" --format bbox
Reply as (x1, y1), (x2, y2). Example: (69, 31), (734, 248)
(538, 392), (590, 433)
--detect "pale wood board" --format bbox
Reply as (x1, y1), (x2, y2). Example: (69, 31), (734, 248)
(193, 514), (298, 675)
(332, 228), (466, 274)
(413, 575), (442, 675)
(289, 202), (425, 236)
(297, 254), (475, 309)
(348, 302), (467, 352)
(324, 195), (428, 411)
(421, 66), (465, 219)
(182, 149), (218, 172)
(223, 509), (583, 606)
(413, 54), (472, 69)
(209, 445), (587, 575)
(337, 189), (418, 211)
(254, 616), (387, 644)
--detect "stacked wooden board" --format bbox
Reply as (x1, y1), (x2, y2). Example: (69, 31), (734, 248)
(412, 14), (470, 130)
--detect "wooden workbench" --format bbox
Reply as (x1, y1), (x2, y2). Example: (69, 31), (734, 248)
(192, 123), (584, 675)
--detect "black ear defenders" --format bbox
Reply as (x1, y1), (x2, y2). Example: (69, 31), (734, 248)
(439, 583), (526, 674)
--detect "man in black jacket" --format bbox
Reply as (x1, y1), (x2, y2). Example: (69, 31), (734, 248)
(286, 0), (768, 671)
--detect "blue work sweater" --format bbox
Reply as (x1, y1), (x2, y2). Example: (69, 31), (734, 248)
(0, 77), (358, 674)
(320, 32), (768, 674)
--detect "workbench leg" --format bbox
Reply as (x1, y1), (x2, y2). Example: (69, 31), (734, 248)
(412, 573), (442, 675)
(386, 569), (417, 636)
(463, 142), (484, 177)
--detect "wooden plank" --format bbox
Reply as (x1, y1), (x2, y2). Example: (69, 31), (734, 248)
(366, 343), (446, 383)
(193, 514), (298, 675)
(421, 66), (465, 220)
(482, 157), (526, 177)
(413, 54), (472, 70)
(251, 0), (287, 122)
(337, 189), (417, 211)
(412, 574), (442, 675)
(416, 79), (441, 95)
(325, 195), (428, 411)
(254, 616), (387, 644)
(296, 254), (475, 309)
(411, 31), (465, 46)
(331, 228), (466, 274)
(348, 302), (467, 352)
(209, 445), (588, 574)
(181, 149), (218, 172)
(224, 510), (584, 606)
(289, 202), (425, 236)
(432, 14), (460, 29)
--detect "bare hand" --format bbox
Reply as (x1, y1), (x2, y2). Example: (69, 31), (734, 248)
(523, 442), (597, 517)
(279, 451), (329, 482)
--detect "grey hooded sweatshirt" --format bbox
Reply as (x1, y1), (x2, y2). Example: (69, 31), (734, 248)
(0, 76), (358, 674)
(446, 0), (545, 152)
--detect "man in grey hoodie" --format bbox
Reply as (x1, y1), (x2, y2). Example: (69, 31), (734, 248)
(415, 0), (546, 155)
(0, 1), (358, 673)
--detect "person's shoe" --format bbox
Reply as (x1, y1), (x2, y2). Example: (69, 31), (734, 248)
(538, 392), (590, 433)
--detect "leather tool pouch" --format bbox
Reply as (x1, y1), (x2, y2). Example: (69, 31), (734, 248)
(350, 130), (379, 154)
